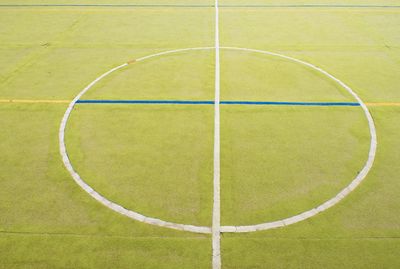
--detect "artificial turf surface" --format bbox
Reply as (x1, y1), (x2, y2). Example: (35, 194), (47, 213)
(1, 1), (400, 268)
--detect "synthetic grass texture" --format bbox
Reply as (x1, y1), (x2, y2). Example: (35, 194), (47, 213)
(221, 238), (400, 269)
(0, 6), (214, 268)
(1, 2), (400, 269)
(220, 49), (353, 102)
(82, 49), (214, 101)
(0, 235), (210, 269)
(220, 105), (370, 225)
(0, 104), (210, 268)
(0, 0), (214, 5)
(220, 107), (400, 269)
(217, 7), (400, 267)
(220, 8), (400, 102)
(219, 0), (400, 6)
(66, 105), (214, 226)
(0, 7), (214, 100)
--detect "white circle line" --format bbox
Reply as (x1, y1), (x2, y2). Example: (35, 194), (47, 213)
(136, 46), (214, 62)
(59, 46), (377, 234)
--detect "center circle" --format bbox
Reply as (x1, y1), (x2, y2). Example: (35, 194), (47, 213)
(59, 47), (376, 233)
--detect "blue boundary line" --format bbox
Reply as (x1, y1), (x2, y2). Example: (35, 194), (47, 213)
(76, 100), (214, 105)
(220, 101), (360, 106)
(76, 100), (360, 106)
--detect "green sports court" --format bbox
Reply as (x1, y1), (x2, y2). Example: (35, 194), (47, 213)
(0, 1), (400, 268)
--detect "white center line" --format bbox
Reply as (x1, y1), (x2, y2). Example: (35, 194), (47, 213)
(212, 0), (221, 269)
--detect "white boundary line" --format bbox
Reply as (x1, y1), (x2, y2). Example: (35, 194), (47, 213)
(59, 46), (376, 237)
(212, 1), (222, 269)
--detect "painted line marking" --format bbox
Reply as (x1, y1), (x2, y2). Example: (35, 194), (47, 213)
(3, 99), (400, 107)
(76, 100), (360, 106)
(58, 47), (379, 237)
(212, 1), (221, 269)
(76, 100), (215, 105)
(220, 101), (360, 106)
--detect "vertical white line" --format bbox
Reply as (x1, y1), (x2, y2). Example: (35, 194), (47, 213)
(212, 0), (221, 269)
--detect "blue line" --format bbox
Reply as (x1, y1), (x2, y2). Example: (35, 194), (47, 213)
(76, 100), (360, 106)
(220, 101), (360, 106)
(76, 100), (214, 105)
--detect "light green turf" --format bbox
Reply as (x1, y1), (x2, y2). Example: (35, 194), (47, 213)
(221, 107), (400, 268)
(0, 235), (210, 269)
(0, 8), (213, 100)
(220, 8), (400, 102)
(0, 6), (214, 268)
(0, 8), (212, 47)
(221, 49), (353, 102)
(217, 7), (400, 268)
(238, 107), (400, 240)
(66, 105), (214, 226)
(221, 238), (400, 269)
(0, 0), (213, 4)
(0, 104), (210, 268)
(1, 2), (400, 269)
(220, 0), (400, 5)
(0, 0), (398, 6)
(221, 106), (370, 225)
(83, 49), (214, 101)
(0, 104), (210, 237)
